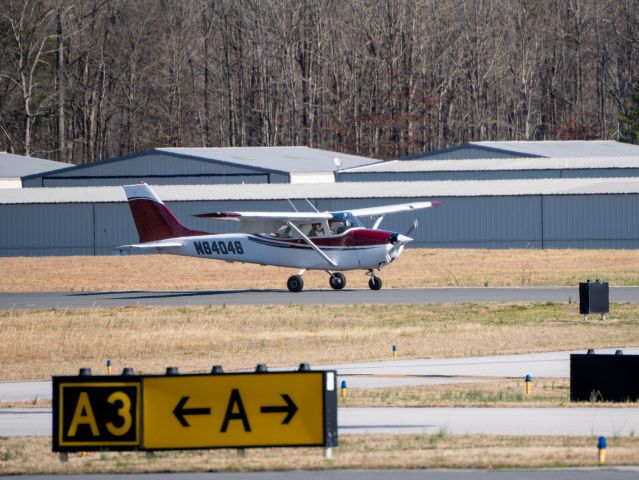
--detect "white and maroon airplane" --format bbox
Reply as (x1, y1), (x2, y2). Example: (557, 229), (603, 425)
(119, 183), (440, 292)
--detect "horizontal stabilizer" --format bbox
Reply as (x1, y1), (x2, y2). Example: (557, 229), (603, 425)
(116, 241), (183, 250)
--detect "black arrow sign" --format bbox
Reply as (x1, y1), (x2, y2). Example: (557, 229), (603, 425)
(260, 394), (298, 424)
(173, 396), (211, 427)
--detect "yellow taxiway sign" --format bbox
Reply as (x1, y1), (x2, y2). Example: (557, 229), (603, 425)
(54, 380), (141, 450)
(143, 371), (331, 449)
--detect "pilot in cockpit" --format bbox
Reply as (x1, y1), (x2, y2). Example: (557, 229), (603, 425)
(336, 220), (351, 234)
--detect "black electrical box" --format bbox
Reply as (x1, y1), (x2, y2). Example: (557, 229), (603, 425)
(579, 280), (609, 315)
(571, 351), (639, 402)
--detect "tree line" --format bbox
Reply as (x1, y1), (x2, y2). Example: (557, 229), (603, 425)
(1, 0), (638, 164)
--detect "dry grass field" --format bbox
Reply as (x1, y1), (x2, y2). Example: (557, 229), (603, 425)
(2, 251), (638, 474)
(5, 377), (637, 410)
(1, 435), (638, 473)
(1, 303), (638, 381)
(2, 248), (639, 292)
(342, 378), (639, 408)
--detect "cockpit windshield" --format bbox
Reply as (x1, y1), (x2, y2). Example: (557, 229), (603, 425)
(329, 212), (362, 234)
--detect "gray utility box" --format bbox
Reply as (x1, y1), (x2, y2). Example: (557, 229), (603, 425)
(579, 280), (609, 315)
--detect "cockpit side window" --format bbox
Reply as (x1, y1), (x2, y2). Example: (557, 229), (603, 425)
(273, 224), (292, 238)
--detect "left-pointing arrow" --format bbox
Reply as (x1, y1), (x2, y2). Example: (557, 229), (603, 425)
(173, 396), (211, 427)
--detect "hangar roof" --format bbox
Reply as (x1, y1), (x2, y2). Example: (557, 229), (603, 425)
(471, 141), (639, 158)
(23, 147), (381, 180)
(2, 177), (639, 204)
(341, 156), (639, 173)
(156, 146), (380, 173)
(0, 152), (69, 177)
(401, 140), (639, 160)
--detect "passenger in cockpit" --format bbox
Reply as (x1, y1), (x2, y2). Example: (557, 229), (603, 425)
(309, 223), (324, 237)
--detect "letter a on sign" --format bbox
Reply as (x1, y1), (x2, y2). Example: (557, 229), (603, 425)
(220, 389), (251, 432)
(67, 392), (100, 437)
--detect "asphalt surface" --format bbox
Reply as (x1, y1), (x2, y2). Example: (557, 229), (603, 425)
(3, 406), (639, 437)
(2, 286), (639, 308)
(4, 348), (638, 401)
(2, 470), (638, 480)
(3, 349), (639, 438)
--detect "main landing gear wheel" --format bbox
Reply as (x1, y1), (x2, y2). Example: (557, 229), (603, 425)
(329, 272), (346, 290)
(287, 275), (304, 292)
(368, 276), (382, 290)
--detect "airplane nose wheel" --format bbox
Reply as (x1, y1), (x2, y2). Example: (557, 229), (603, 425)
(329, 272), (346, 290)
(287, 275), (304, 293)
(368, 275), (382, 290)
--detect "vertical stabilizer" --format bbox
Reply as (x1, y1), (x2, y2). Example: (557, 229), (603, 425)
(123, 184), (204, 243)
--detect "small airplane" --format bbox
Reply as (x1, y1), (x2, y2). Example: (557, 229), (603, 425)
(119, 183), (440, 292)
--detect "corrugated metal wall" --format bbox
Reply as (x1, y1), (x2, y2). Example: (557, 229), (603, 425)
(542, 195), (639, 248)
(337, 171), (559, 182)
(33, 175), (273, 187)
(337, 169), (639, 182)
(317, 196), (542, 248)
(1, 204), (95, 255)
(2, 194), (638, 256)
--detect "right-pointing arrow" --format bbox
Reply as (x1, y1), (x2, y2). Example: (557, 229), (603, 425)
(260, 394), (298, 424)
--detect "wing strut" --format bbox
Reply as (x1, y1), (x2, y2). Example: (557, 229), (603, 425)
(286, 221), (337, 267)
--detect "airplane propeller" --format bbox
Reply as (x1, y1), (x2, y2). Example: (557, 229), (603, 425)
(406, 219), (419, 237)
(388, 219), (419, 259)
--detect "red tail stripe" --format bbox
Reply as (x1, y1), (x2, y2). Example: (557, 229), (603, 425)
(128, 199), (207, 243)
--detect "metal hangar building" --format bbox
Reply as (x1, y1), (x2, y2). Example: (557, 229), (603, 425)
(337, 141), (639, 182)
(336, 156), (639, 182)
(21, 147), (380, 187)
(399, 140), (639, 160)
(1, 178), (639, 256)
(0, 152), (70, 189)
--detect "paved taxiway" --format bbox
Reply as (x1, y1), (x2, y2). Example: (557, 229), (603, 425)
(2, 286), (639, 308)
(3, 348), (639, 437)
(3, 348), (638, 401)
(3, 469), (639, 480)
(3, 406), (639, 437)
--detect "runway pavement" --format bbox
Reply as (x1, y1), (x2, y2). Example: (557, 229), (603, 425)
(3, 469), (639, 480)
(3, 406), (638, 437)
(2, 286), (639, 308)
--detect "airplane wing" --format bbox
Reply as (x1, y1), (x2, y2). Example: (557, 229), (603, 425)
(194, 211), (332, 222)
(346, 201), (441, 218)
